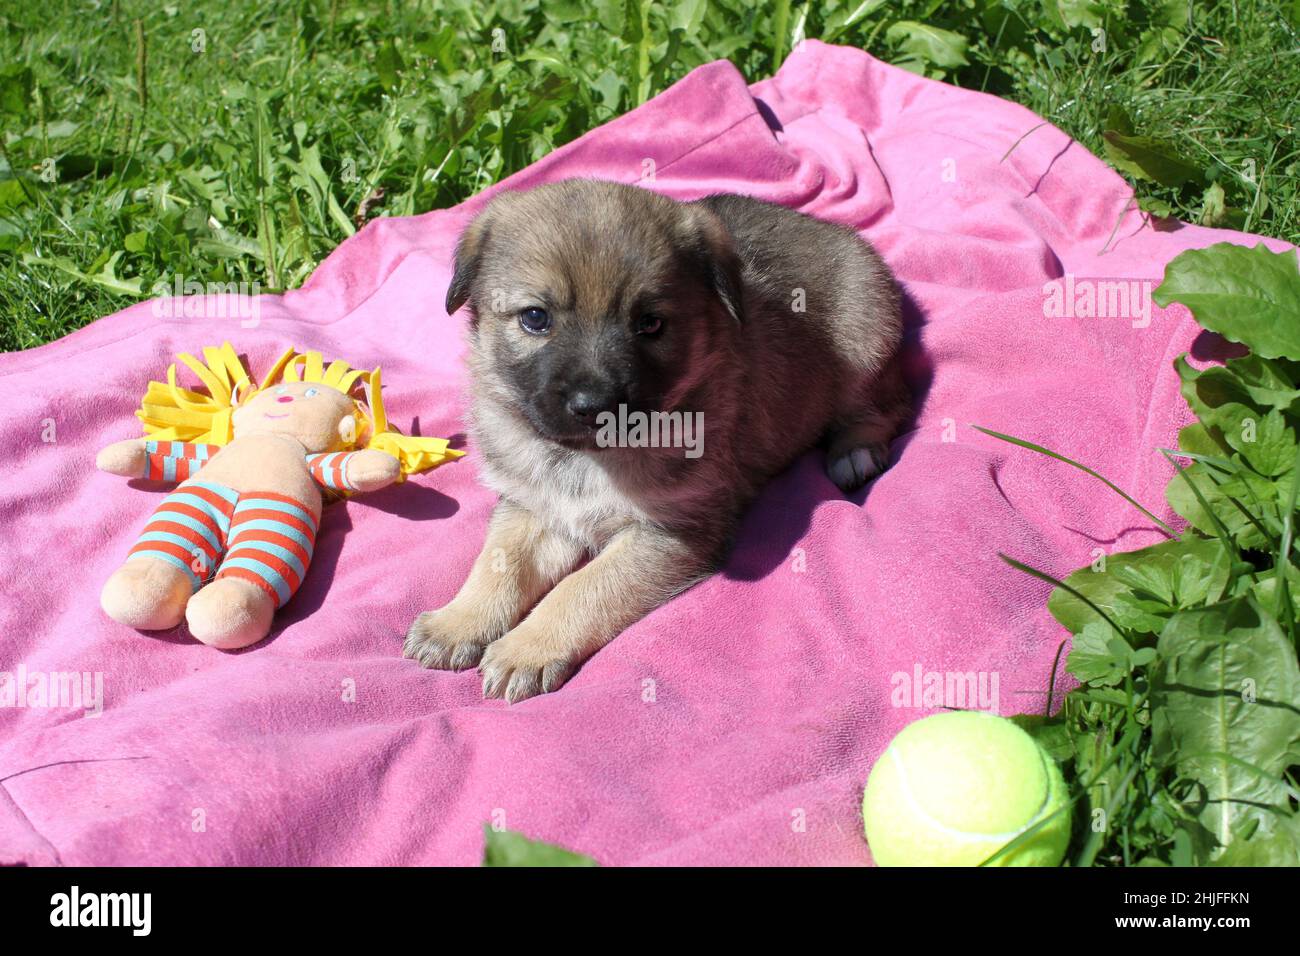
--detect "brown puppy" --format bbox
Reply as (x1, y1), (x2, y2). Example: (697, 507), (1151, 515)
(405, 179), (909, 701)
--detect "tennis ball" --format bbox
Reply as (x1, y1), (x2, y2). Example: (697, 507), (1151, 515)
(862, 711), (1070, 867)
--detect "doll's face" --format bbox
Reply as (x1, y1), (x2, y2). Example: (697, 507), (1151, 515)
(232, 381), (359, 453)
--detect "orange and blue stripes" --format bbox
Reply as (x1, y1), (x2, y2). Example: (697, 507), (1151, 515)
(127, 483), (318, 607)
(129, 445), (346, 607)
(305, 452), (358, 492)
(143, 441), (217, 482)
(143, 443), (358, 496)
(214, 492), (319, 608)
(127, 481), (239, 589)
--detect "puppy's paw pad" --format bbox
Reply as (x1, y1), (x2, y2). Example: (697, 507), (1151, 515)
(479, 635), (578, 704)
(827, 444), (889, 492)
(403, 609), (493, 670)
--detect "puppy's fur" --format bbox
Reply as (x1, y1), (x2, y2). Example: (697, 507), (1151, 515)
(406, 180), (909, 701)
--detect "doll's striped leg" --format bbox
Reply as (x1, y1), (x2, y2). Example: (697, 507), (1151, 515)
(186, 492), (318, 650)
(102, 482), (238, 630)
(217, 492), (318, 606)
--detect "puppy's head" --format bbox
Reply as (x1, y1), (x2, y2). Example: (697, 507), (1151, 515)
(446, 179), (742, 449)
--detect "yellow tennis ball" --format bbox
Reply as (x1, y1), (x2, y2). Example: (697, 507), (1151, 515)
(862, 711), (1071, 867)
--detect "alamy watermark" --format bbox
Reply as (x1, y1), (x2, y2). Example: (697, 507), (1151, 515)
(50, 886), (150, 936)
(890, 664), (1000, 713)
(595, 404), (704, 459)
(150, 275), (262, 327)
(1043, 274), (1153, 328)
(0, 664), (103, 717)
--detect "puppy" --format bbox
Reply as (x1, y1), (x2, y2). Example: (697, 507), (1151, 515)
(405, 179), (910, 701)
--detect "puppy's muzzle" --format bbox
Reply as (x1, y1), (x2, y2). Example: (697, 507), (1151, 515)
(560, 381), (625, 429)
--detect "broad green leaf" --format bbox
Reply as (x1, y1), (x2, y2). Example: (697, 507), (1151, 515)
(482, 826), (599, 867)
(590, 69), (624, 110)
(1137, 195), (1174, 218)
(1164, 462), (1274, 550)
(593, 0), (625, 34)
(1073, 685), (1135, 708)
(1108, 590), (1176, 634)
(823, 0), (888, 41)
(412, 26), (458, 72)
(1050, 536), (1229, 637)
(1042, 0), (1105, 30)
(17, 119), (79, 140)
(1136, 26), (1183, 66)
(0, 64), (33, 117)
(1154, 244), (1300, 360)
(1067, 621), (1129, 687)
(1211, 812), (1300, 866)
(1228, 354), (1300, 409)
(1154, 0), (1190, 27)
(1174, 356), (1254, 426)
(0, 178), (32, 211)
(1151, 598), (1300, 853)
(1176, 422), (1228, 459)
(1169, 827), (1194, 866)
(885, 21), (969, 68)
(669, 0), (708, 34)
(541, 0), (587, 22)
(123, 230), (150, 253)
(1220, 406), (1296, 477)
(1248, 560), (1300, 618)
(21, 250), (143, 296)
(194, 231), (262, 259)
(978, 0), (1030, 48)
(375, 39), (405, 92)
(1106, 104), (1136, 136)
(1102, 131), (1204, 187)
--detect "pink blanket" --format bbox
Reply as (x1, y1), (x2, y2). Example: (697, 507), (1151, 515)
(1, 41), (1289, 866)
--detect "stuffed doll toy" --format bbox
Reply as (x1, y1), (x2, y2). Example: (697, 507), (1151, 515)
(97, 342), (462, 650)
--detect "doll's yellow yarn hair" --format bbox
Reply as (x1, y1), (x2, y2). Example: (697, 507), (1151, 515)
(135, 342), (463, 480)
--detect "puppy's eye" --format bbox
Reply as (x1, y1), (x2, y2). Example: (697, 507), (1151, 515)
(636, 313), (663, 336)
(519, 307), (552, 335)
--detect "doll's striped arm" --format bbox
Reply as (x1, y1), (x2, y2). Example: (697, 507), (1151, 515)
(305, 452), (359, 492)
(143, 441), (219, 482)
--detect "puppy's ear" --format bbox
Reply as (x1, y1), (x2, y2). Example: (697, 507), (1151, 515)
(445, 191), (525, 316)
(444, 214), (490, 316)
(679, 203), (744, 324)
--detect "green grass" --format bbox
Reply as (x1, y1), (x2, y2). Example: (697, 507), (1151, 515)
(1, 0), (1297, 351)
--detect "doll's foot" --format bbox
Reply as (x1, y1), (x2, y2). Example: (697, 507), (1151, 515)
(101, 559), (193, 630)
(186, 577), (276, 650)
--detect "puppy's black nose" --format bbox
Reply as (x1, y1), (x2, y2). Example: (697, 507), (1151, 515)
(565, 389), (618, 426)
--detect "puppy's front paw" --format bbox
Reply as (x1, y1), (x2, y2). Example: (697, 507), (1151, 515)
(478, 627), (581, 703)
(826, 443), (890, 492)
(403, 605), (500, 670)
